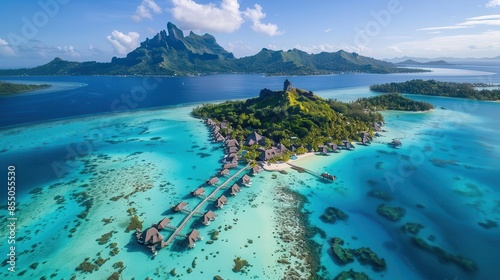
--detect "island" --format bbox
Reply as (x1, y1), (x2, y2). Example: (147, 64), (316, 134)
(0, 22), (428, 77)
(0, 81), (51, 95)
(370, 79), (500, 101)
(192, 79), (433, 162)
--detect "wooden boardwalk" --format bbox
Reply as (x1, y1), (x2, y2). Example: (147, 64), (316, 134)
(286, 162), (322, 178)
(164, 163), (250, 246)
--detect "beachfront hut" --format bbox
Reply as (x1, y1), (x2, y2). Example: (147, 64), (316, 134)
(230, 183), (241, 196)
(245, 131), (265, 146)
(318, 145), (328, 154)
(223, 162), (238, 169)
(241, 174), (252, 186)
(219, 169), (230, 176)
(202, 210), (216, 225)
(187, 229), (202, 248)
(215, 195), (228, 208)
(360, 132), (371, 145)
(252, 165), (263, 175)
(156, 217), (171, 230)
(258, 147), (278, 161)
(206, 177), (220, 185)
(137, 227), (164, 245)
(173, 201), (187, 212)
(327, 143), (338, 152)
(191, 187), (205, 196)
(342, 140), (352, 150)
(275, 143), (288, 154)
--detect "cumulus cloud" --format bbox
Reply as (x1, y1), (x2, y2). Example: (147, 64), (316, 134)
(243, 4), (283, 36)
(171, 0), (243, 32)
(486, 0), (500, 7)
(106, 30), (140, 55)
(0, 38), (16, 56)
(57, 45), (81, 57)
(132, 0), (162, 22)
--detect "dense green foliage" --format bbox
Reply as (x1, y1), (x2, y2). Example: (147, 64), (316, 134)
(0, 22), (427, 77)
(0, 81), (50, 95)
(193, 82), (433, 150)
(354, 93), (434, 111)
(370, 79), (500, 100)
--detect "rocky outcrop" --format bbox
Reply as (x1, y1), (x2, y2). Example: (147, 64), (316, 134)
(377, 204), (406, 222)
(320, 206), (348, 224)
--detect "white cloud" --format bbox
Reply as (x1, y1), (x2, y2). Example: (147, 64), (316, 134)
(324, 28), (332, 33)
(0, 38), (16, 57)
(243, 4), (283, 36)
(417, 14), (500, 31)
(171, 0), (244, 33)
(132, 0), (162, 22)
(106, 30), (141, 55)
(392, 30), (500, 55)
(486, 0), (500, 8)
(56, 45), (81, 57)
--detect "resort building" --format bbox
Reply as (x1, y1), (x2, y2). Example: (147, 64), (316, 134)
(245, 131), (265, 146)
(226, 146), (238, 154)
(342, 140), (353, 150)
(225, 139), (239, 148)
(187, 229), (202, 248)
(206, 177), (220, 185)
(214, 132), (225, 142)
(328, 142), (338, 152)
(136, 226), (165, 248)
(240, 174), (252, 186)
(191, 187), (205, 196)
(156, 217), (171, 230)
(229, 183), (241, 196)
(223, 153), (238, 163)
(219, 168), (230, 176)
(252, 165), (263, 175)
(318, 145), (328, 154)
(223, 162), (238, 169)
(202, 210), (216, 225)
(173, 201), (187, 212)
(215, 195), (228, 208)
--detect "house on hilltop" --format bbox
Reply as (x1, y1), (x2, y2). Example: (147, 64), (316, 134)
(245, 131), (265, 146)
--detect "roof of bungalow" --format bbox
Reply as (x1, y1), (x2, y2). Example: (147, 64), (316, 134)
(258, 147), (280, 161)
(174, 201), (187, 211)
(226, 146), (238, 154)
(225, 154), (239, 163)
(241, 174), (252, 183)
(206, 119), (215, 125)
(225, 139), (239, 147)
(192, 187), (205, 196)
(137, 227), (164, 245)
(318, 146), (328, 153)
(223, 162), (238, 169)
(219, 169), (230, 175)
(245, 131), (264, 146)
(328, 142), (337, 149)
(202, 210), (216, 224)
(275, 143), (288, 153)
(207, 177), (220, 185)
(216, 195), (228, 208)
(156, 217), (171, 230)
(230, 183), (241, 195)
(214, 133), (225, 142)
(187, 229), (200, 248)
(252, 165), (263, 174)
(212, 125), (220, 132)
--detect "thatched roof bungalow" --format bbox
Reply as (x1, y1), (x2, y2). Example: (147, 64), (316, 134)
(202, 210), (216, 225)
(252, 165), (263, 175)
(137, 226), (164, 245)
(187, 229), (201, 248)
(230, 183), (241, 196)
(245, 131), (264, 146)
(219, 168), (230, 176)
(156, 217), (171, 230)
(215, 195), (228, 208)
(223, 162), (238, 169)
(173, 201), (187, 212)
(225, 139), (239, 148)
(206, 177), (220, 185)
(191, 187), (205, 196)
(241, 174), (252, 186)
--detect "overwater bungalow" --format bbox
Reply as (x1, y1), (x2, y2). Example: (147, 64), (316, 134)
(226, 146), (239, 154)
(252, 165), (263, 175)
(136, 226), (165, 250)
(321, 172), (337, 181)
(212, 125), (220, 133)
(201, 210), (216, 225)
(389, 139), (402, 148)
(219, 168), (230, 176)
(223, 154), (239, 163)
(206, 118), (215, 126)
(223, 162), (238, 169)
(215, 195), (228, 208)
(173, 201), (187, 212)
(206, 177), (220, 185)
(230, 183), (241, 196)
(241, 174), (252, 186)
(214, 133), (225, 142)
(156, 217), (171, 230)
(187, 229), (202, 248)
(191, 187), (205, 196)
(225, 139), (239, 148)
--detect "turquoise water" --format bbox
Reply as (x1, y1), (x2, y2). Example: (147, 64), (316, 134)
(0, 66), (499, 279)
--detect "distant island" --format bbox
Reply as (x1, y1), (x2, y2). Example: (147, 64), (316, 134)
(192, 80), (433, 162)
(396, 59), (452, 66)
(370, 79), (500, 101)
(0, 22), (428, 77)
(0, 81), (51, 95)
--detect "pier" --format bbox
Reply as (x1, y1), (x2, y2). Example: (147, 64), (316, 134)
(286, 162), (322, 178)
(164, 163), (250, 246)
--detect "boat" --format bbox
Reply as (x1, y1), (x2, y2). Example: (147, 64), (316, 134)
(389, 139), (402, 148)
(321, 172), (336, 181)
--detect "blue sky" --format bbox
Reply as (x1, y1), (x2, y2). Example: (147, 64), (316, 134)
(1, 0), (499, 68)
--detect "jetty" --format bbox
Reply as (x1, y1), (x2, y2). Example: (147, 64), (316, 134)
(164, 163), (250, 246)
(287, 162), (321, 177)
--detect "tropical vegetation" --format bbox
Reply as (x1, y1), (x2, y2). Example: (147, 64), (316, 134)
(0, 81), (50, 95)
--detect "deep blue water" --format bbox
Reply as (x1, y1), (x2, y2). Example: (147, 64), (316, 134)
(1, 63), (499, 128)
